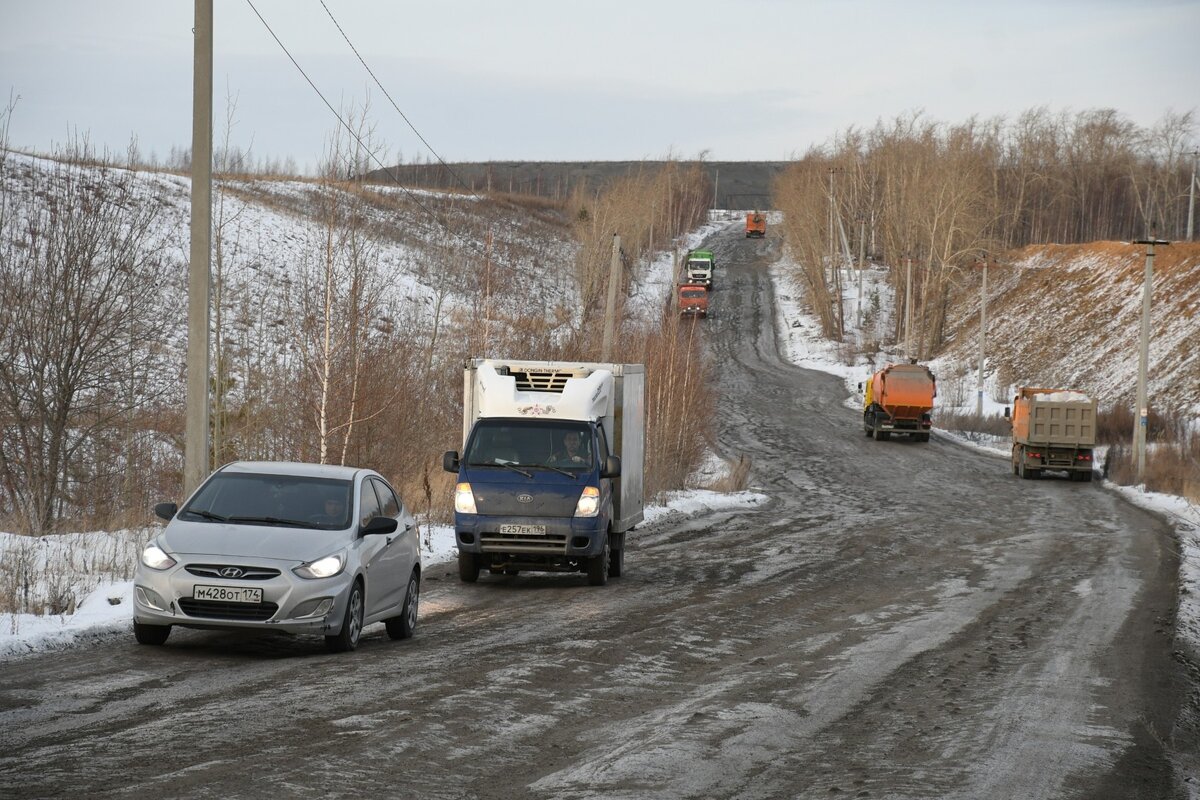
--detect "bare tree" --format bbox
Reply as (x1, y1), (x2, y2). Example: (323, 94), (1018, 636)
(0, 151), (174, 534)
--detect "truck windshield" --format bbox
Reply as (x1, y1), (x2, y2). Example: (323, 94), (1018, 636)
(465, 420), (594, 472)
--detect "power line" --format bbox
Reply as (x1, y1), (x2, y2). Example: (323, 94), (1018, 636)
(319, 0), (479, 200)
(244, 0), (489, 258)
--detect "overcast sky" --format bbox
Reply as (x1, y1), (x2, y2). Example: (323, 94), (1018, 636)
(2, 0), (1197, 170)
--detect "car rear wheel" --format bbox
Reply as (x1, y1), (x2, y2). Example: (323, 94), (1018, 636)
(133, 621), (170, 646)
(385, 571), (419, 640)
(325, 581), (364, 653)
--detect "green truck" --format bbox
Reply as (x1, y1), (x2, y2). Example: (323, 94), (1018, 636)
(684, 249), (715, 288)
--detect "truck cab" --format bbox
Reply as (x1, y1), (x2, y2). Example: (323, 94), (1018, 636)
(678, 283), (709, 318)
(684, 249), (715, 288)
(444, 360), (644, 586)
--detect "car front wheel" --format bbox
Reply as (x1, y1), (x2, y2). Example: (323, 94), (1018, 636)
(325, 581), (364, 653)
(133, 621), (170, 646)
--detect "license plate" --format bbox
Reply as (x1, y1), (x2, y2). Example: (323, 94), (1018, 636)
(499, 524), (546, 535)
(193, 584), (262, 603)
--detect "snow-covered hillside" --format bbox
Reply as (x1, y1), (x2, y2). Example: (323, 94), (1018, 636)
(939, 242), (1200, 417)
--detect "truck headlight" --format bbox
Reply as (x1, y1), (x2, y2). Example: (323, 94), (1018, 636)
(575, 486), (600, 518)
(140, 543), (176, 571)
(455, 482), (478, 514)
(293, 552), (345, 580)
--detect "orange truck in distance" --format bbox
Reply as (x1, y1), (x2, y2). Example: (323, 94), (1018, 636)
(745, 210), (766, 238)
(678, 283), (709, 318)
(861, 362), (936, 441)
(1009, 387), (1096, 481)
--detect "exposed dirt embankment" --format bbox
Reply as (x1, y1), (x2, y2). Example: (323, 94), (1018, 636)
(940, 241), (1200, 413)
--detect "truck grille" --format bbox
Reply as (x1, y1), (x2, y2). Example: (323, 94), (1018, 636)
(178, 598), (279, 621)
(480, 532), (568, 554)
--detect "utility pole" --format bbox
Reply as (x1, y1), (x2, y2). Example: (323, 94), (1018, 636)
(1131, 231), (1169, 484)
(712, 168), (719, 211)
(184, 0), (213, 496)
(601, 234), (621, 361)
(904, 256), (913, 360)
(976, 254), (988, 418)
(827, 168), (836, 284)
(1187, 149), (1198, 241)
(856, 215), (866, 328)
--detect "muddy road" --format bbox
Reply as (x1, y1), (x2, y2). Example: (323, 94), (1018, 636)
(0, 223), (1191, 799)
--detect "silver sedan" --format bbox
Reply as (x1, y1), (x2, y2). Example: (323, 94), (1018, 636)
(133, 461), (420, 653)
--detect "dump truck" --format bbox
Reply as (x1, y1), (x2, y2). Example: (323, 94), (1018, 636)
(443, 359), (645, 586)
(745, 210), (766, 238)
(1010, 387), (1096, 481)
(678, 283), (709, 318)
(684, 249), (715, 288)
(862, 362), (937, 441)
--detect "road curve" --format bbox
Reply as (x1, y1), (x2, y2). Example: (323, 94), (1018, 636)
(0, 223), (1189, 799)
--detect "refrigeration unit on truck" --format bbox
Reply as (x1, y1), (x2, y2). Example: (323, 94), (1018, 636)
(1010, 387), (1096, 481)
(684, 249), (715, 288)
(861, 362), (937, 441)
(443, 359), (645, 586)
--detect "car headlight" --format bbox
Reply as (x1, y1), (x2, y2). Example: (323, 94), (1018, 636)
(140, 543), (177, 571)
(574, 486), (600, 518)
(293, 552), (346, 580)
(455, 482), (477, 514)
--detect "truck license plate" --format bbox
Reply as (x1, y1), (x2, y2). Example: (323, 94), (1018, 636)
(193, 585), (262, 603)
(499, 524), (546, 535)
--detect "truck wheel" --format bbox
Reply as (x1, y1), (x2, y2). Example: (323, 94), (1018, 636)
(1081, 470), (1093, 483)
(587, 537), (610, 586)
(608, 541), (623, 578)
(458, 551), (479, 583)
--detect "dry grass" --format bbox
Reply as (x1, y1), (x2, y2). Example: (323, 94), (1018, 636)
(0, 529), (149, 617)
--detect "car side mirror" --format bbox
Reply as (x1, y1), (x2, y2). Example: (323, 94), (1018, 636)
(601, 455), (621, 479)
(360, 516), (399, 537)
(443, 450), (460, 473)
(154, 502), (177, 521)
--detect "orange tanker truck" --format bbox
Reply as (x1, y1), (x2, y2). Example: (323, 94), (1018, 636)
(861, 362), (936, 442)
(745, 210), (766, 238)
(1009, 387), (1096, 481)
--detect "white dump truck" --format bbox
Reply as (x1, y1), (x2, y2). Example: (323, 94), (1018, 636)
(443, 359), (645, 585)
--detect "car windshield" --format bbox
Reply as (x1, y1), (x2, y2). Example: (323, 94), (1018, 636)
(464, 420), (594, 471)
(180, 473), (354, 530)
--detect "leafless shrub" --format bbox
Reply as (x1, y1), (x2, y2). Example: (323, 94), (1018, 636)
(937, 410), (1013, 438)
(0, 143), (181, 535)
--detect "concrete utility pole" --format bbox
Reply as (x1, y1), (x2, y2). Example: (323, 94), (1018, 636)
(601, 234), (621, 361)
(904, 256), (913, 360)
(976, 254), (988, 418)
(827, 169), (836, 284)
(856, 215), (866, 328)
(1131, 232), (1169, 484)
(1187, 149), (1198, 241)
(184, 0), (213, 496)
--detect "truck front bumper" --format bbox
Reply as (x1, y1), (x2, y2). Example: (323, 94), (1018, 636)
(455, 514), (607, 558)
